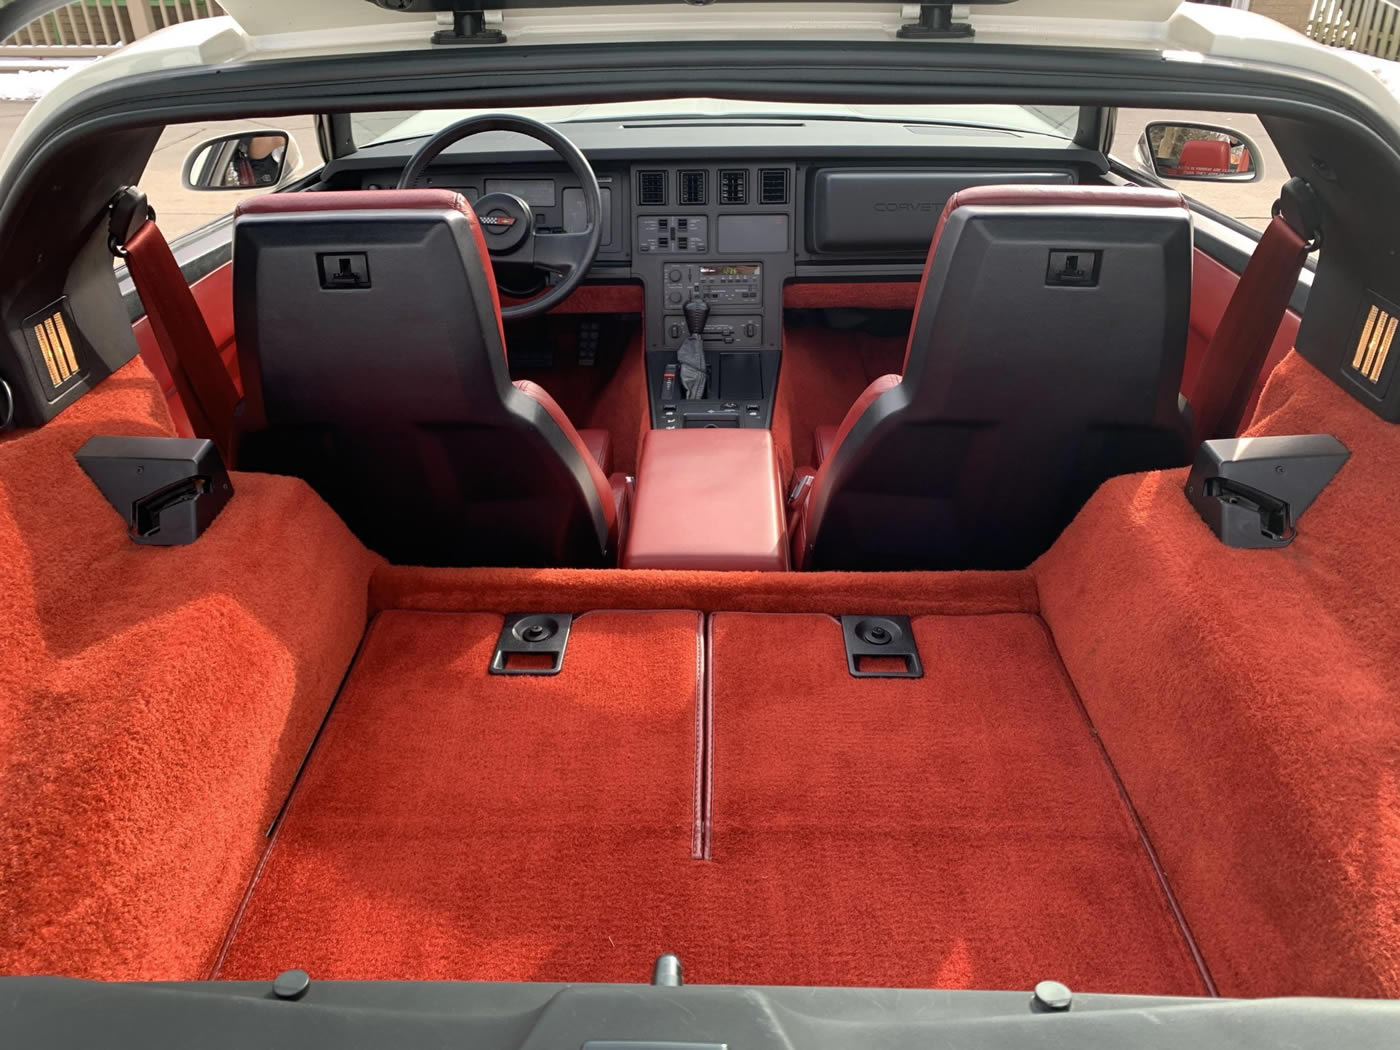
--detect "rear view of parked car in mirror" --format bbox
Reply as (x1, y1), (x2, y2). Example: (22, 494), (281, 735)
(1137, 121), (1263, 182)
(182, 130), (300, 190)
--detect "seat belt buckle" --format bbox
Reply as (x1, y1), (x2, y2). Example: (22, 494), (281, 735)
(1272, 177), (1323, 252)
(107, 187), (155, 257)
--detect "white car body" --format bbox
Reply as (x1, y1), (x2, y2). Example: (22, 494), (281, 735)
(4, 0), (1398, 172)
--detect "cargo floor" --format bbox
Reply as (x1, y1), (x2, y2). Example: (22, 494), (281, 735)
(215, 610), (1207, 994)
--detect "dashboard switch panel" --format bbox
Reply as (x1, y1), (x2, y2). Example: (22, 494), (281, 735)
(639, 216), (708, 253)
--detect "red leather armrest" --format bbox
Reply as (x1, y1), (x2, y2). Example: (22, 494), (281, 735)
(623, 429), (789, 571)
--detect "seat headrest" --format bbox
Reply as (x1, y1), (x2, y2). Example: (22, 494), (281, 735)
(235, 188), (474, 219)
(904, 182), (1194, 392)
(233, 188), (505, 362)
(940, 183), (1186, 216)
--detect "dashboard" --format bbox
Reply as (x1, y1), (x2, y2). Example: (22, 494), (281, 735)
(320, 118), (1105, 428)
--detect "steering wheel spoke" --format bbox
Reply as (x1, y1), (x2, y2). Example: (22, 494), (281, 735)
(395, 113), (602, 322)
(533, 230), (592, 276)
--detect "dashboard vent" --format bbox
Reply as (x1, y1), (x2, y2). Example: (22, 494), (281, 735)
(679, 170), (707, 205)
(759, 168), (789, 205)
(719, 169), (747, 205)
(637, 170), (667, 206)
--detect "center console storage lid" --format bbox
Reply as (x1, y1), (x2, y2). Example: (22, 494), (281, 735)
(807, 169), (1074, 255)
(623, 429), (789, 571)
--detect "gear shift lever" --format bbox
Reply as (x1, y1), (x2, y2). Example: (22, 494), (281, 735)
(684, 299), (709, 337)
(677, 298), (709, 400)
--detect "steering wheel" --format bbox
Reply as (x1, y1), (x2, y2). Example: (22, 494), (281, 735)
(397, 114), (603, 322)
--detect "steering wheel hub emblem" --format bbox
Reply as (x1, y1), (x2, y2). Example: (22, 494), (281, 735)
(472, 191), (532, 252)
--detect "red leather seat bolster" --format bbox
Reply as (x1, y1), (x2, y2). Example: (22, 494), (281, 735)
(623, 429), (788, 572)
(609, 472), (633, 554)
(579, 429), (614, 475)
(795, 374), (902, 569)
(787, 467), (817, 567)
(813, 425), (839, 468)
(512, 379), (619, 552)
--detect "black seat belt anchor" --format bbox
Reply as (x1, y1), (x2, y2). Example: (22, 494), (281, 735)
(1272, 176), (1324, 253)
(107, 187), (156, 258)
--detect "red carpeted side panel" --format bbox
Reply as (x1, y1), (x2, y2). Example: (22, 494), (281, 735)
(699, 613), (1207, 993)
(1035, 350), (1400, 998)
(0, 357), (380, 981)
(509, 323), (648, 476)
(369, 565), (1038, 618)
(771, 323), (907, 483)
(216, 610), (705, 981)
(782, 282), (920, 310)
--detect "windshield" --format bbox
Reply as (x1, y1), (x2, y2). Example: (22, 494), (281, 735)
(351, 99), (1081, 147)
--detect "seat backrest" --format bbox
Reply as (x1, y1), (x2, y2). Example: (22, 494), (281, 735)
(233, 190), (615, 567)
(804, 184), (1194, 571)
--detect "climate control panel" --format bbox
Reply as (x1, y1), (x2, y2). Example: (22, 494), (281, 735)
(662, 313), (763, 348)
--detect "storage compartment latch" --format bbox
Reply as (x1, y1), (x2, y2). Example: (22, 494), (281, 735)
(1185, 434), (1349, 549)
(490, 613), (574, 675)
(841, 615), (923, 678)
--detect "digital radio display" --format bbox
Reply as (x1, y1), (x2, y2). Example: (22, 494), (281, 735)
(700, 264), (760, 277)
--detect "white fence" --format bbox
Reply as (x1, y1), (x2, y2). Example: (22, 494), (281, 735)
(3, 2), (226, 57)
(1309, 0), (1400, 60)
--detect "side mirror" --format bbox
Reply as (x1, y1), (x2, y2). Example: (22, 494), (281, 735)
(1136, 121), (1263, 183)
(182, 131), (300, 191)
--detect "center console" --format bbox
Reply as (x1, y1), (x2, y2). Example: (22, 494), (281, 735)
(630, 166), (795, 430)
(623, 428), (789, 571)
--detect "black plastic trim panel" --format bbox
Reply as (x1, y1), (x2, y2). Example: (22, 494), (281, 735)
(3, 978), (1398, 1050)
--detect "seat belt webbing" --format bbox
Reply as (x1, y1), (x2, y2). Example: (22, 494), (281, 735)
(112, 191), (239, 461)
(1191, 178), (1321, 444)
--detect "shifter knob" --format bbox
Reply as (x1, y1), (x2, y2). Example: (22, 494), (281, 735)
(683, 298), (709, 336)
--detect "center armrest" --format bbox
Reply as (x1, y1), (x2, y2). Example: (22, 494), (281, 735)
(623, 429), (789, 571)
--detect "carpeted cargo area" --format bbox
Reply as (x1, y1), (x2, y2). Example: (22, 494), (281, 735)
(213, 609), (1204, 994)
(0, 359), (381, 981)
(3, 349), (1398, 999)
(216, 610), (706, 981)
(698, 612), (1205, 993)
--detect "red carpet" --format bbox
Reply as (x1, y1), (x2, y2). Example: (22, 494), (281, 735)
(5, 348), (1398, 999)
(697, 612), (1207, 993)
(0, 358), (380, 981)
(215, 609), (1204, 994)
(508, 320), (648, 476)
(1035, 350), (1400, 998)
(772, 322), (907, 483)
(216, 610), (706, 981)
